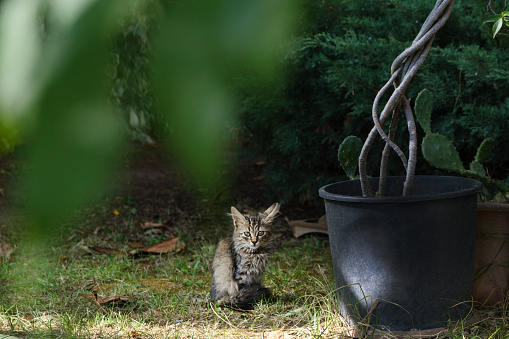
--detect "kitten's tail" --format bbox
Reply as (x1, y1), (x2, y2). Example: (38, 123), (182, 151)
(229, 285), (271, 311)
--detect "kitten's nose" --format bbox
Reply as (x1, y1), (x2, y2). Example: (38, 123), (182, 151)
(251, 239), (258, 245)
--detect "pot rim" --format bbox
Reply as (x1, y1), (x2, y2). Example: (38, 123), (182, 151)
(319, 175), (482, 204)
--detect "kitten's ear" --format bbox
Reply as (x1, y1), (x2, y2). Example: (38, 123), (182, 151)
(261, 203), (280, 223)
(230, 206), (246, 227)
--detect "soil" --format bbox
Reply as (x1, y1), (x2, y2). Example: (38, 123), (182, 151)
(0, 143), (326, 244)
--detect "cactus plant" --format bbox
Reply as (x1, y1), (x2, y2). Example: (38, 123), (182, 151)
(475, 138), (495, 163)
(421, 133), (464, 173)
(416, 90), (508, 201)
(338, 136), (363, 180)
(414, 89), (433, 135)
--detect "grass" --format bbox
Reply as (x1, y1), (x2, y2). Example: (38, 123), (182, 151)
(2, 207), (509, 339)
(0, 193), (343, 338)
(0, 150), (508, 338)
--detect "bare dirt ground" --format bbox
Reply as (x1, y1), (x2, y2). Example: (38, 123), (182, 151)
(114, 143), (325, 238)
(0, 142), (326, 249)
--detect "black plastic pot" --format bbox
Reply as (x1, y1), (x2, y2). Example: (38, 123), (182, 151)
(319, 176), (482, 331)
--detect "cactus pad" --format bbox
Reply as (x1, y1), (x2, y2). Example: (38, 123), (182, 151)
(475, 138), (494, 163)
(415, 89), (433, 134)
(338, 136), (363, 179)
(422, 133), (464, 173)
(469, 160), (486, 177)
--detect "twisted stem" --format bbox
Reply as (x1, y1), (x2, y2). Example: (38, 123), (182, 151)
(359, 0), (454, 197)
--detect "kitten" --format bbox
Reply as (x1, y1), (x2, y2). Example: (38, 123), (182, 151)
(210, 203), (280, 310)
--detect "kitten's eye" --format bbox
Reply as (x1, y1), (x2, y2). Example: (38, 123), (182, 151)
(258, 231), (265, 236)
(243, 231), (250, 237)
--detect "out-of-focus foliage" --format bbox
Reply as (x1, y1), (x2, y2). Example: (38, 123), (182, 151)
(0, 0), (298, 235)
(109, 7), (160, 145)
(152, 0), (298, 182)
(237, 0), (509, 204)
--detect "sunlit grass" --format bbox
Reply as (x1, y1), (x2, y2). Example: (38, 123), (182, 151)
(0, 195), (508, 338)
(0, 200), (342, 338)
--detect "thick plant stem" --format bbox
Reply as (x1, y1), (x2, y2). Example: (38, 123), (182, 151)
(379, 103), (402, 197)
(358, 0), (454, 197)
(403, 97), (417, 196)
(359, 68), (402, 197)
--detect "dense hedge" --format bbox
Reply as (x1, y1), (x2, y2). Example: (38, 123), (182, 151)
(237, 0), (509, 203)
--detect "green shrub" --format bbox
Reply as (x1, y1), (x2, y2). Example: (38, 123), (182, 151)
(237, 0), (509, 204)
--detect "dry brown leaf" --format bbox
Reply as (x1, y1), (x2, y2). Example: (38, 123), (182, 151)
(142, 221), (164, 229)
(89, 246), (125, 256)
(79, 293), (99, 304)
(96, 295), (130, 304)
(142, 237), (186, 254)
(0, 242), (14, 260)
(79, 293), (130, 304)
(92, 227), (101, 235)
(79, 293), (130, 313)
(128, 241), (145, 249)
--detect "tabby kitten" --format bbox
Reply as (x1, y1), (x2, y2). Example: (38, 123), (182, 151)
(210, 203), (280, 310)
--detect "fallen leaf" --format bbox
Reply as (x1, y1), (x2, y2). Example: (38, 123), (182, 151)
(113, 209), (119, 216)
(96, 295), (131, 305)
(142, 221), (164, 229)
(142, 237), (186, 254)
(67, 234), (76, 241)
(128, 242), (145, 249)
(80, 293), (130, 304)
(89, 247), (125, 256)
(93, 227), (101, 235)
(0, 242), (14, 260)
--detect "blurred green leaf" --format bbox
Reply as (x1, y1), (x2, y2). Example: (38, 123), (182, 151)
(12, 0), (132, 235)
(152, 0), (297, 183)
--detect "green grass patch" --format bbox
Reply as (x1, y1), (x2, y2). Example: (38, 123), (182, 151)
(0, 150), (508, 338)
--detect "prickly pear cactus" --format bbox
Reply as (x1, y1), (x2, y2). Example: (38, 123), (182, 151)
(415, 89), (433, 134)
(422, 133), (464, 173)
(338, 136), (363, 179)
(418, 90), (507, 198)
(475, 138), (495, 163)
(469, 160), (486, 176)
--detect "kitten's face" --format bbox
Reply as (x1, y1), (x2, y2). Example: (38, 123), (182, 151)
(231, 203), (280, 251)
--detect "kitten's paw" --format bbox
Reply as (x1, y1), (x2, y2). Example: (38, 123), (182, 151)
(253, 286), (271, 302)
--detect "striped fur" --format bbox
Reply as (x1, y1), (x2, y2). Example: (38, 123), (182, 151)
(210, 203), (279, 310)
